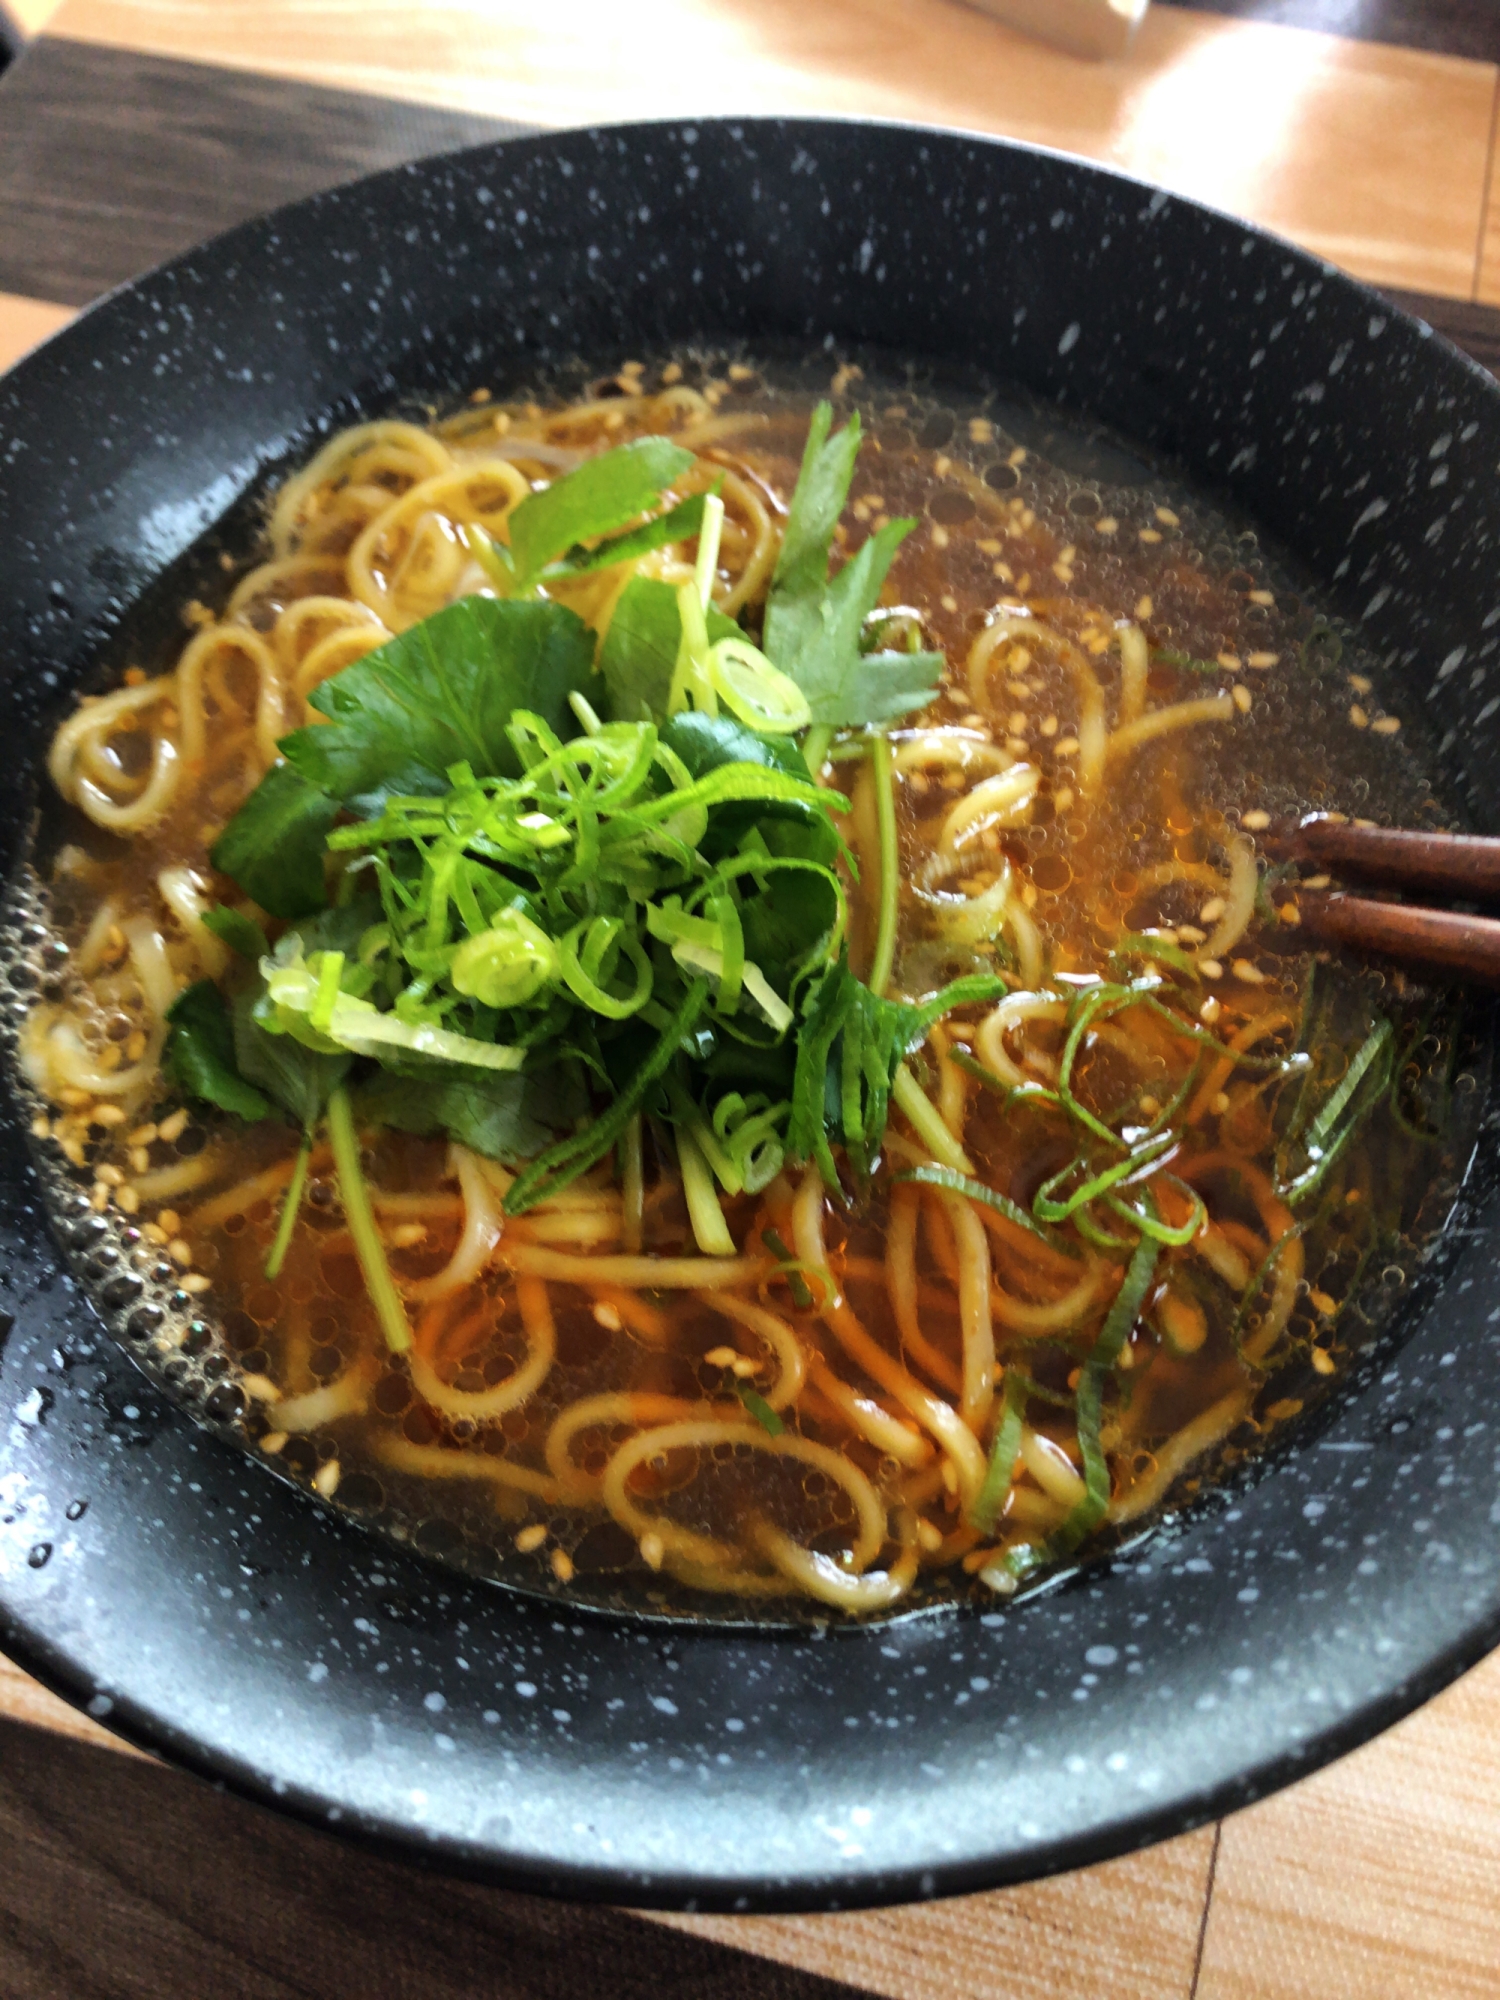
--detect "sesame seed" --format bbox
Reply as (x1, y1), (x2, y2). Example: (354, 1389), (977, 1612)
(1246, 651), (1279, 669)
(1135, 595), (1153, 621)
(1232, 684), (1253, 714)
(125, 1031), (148, 1062)
(1199, 996), (1221, 1024)
(592, 1301), (623, 1332)
(94, 1104), (127, 1127)
(917, 1518), (944, 1553)
(933, 453), (952, 476)
(1212, 1092), (1231, 1115)
(242, 1374), (281, 1403)
(129, 1148), (151, 1176)
(940, 593), (959, 612)
(971, 419), (995, 444)
(313, 1460), (341, 1498)
(1241, 809), (1271, 831)
(706, 1346), (740, 1368)
(89, 1185), (109, 1213)
(1350, 704), (1369, 729)
(1139, 528), (1162, 545)
(30, 1114), (50, 1139)
(1347, 673), (1372, 694)
(1053, 787), (1075, 814)
(1310, 1290), (1338, 1317)
(1200, 959), (1224, 980)
(1304, 873), (1332, 889)
(727, 362), (754, 382)
(1007, 444), (1026, 466)
(1232, 959), (1265, 983)
(95, 1162), (124, 1187)
(640, 1532), (665, 1570)
(167, 1237), (193, 1268)
(1007, 710), (1029, 734)
(1005, 736), (1029, 758)
(388, 1222), (428, 1248)
(180, 1273), (212, 1295)
(1372, 715), (1401, 735)
(158, 1209), (181, 1235)
(516, 1524), (548, 1553)
(550, 1548), (575, 1584)
(932, 524), (950, 550)
(978, 538), (1001, 555)
(1040, 715), (1058, 737)
(1311, 1348), (1337, 1376)
(1199, 896), (1226, 923)
(1248, 589), (1275, 606)
(260, 1432), (288, 1455)
(1054, 735), (1080, 756)
(1176, 924), (1206, 944)
(141, 1223), (168, 1245)
(1095, 516), (1119, 535)
(992, 561), (1011, 580)
(158, 1109), (189, 1144)
(1217, 652), (1242, 671)
(730, 1357), (760, 1379)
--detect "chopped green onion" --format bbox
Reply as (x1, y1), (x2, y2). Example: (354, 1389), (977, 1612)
(736, 1383), (785, 1436)
(677, 1121), (737, 1255)
(1049, 1232), (1160, 1558)
(897, 1163), (1068, 1250)
(762, 1225), (815, 1308)
(968, 1370), (1027, 1535)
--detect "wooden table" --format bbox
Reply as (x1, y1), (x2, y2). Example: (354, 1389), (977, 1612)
(5, 4), (1500, 1994)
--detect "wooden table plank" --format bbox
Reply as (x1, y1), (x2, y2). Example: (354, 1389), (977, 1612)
(658, 1831), (1218, 2000)
(0, 288), (71, 369)
(46, 0), (1498, 297)
(1196, 1646), (1500, 2000)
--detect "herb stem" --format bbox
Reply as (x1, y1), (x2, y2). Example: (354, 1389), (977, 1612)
(892, 1063), (973, 1173)
(264, 1131), (313, 1282)
(869, 731), (899, 1000)
(621, 1114), (644, 1255)
(327, 1085), (411, 1353)
(676, 1122), (737, 1256)
(802, 724), (834, 778)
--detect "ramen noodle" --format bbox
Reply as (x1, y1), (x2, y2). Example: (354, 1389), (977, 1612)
(12, 356), (1474, 1618)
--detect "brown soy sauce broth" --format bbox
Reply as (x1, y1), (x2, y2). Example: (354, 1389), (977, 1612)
(4, 346), (1486, 1625)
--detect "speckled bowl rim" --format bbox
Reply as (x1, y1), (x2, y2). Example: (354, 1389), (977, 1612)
(2, 117), (1499, 1911)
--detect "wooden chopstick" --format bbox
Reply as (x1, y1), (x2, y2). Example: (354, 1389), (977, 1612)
(1291, 890), (1500, 987)
(1261, 817), (1500, 906)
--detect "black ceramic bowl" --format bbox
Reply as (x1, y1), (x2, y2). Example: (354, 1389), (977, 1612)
(3, 119), (1500, 1912)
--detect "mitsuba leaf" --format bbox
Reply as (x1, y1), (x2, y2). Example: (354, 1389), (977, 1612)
(600, 577), (742, 725)
(164, 981), (271, 1122)
(210, 762), (338, 919)
(555, 490), (711, 580)
(233, 984), (350, 1129)
(506, 436), (695, 588)
(281, 598), (599, 807)
(357, 1063), (587, 1165)
(761, 402), (944, 726)
(202, 906), (270, 960)
(658, 710), (811, 781)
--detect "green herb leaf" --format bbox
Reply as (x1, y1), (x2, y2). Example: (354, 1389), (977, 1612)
(555, 488), (711, 580)
(164, 981), (271, 1122)
(202, 906), (270, 960)
(507, 435), (695, 587)
(233, 984), (350, 1130)
(659, 710), (814, 782)
(282, 597), (599, 805)
(210, 762), (339, 919)
(762, 402), (944, 726)
(358, 1063), (586, 1165)
(600, 577), (742, 725)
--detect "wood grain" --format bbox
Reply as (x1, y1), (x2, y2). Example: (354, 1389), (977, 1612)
(0, 1713), (864, 2000)
(656, 1830), (1218, 2000)
(0, 40), (527, 305)
(47, 0), (1498, 297)
(1197, 1647), (1500, 1999)
(0, 288), (71, 371)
